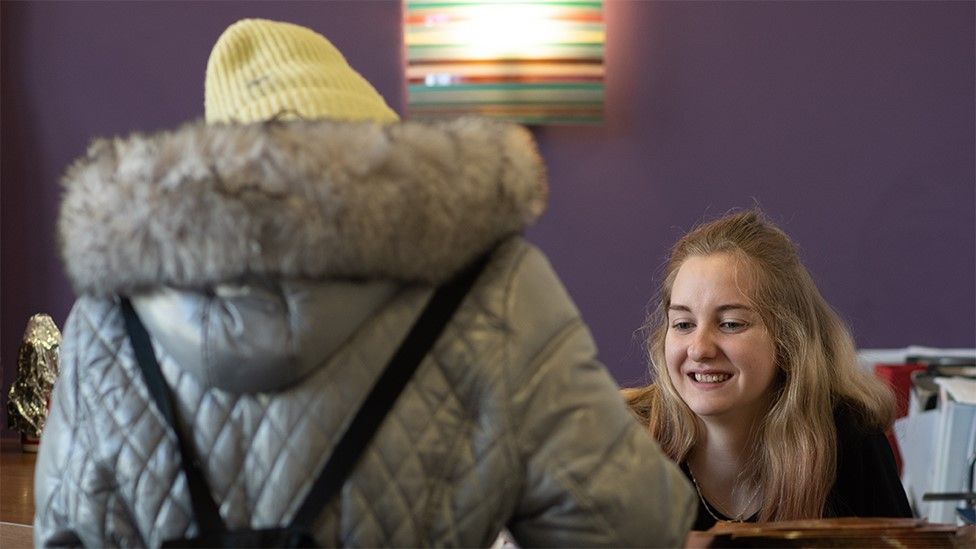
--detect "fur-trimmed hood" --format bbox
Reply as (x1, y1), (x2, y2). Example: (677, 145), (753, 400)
(59, 117), (548, 296)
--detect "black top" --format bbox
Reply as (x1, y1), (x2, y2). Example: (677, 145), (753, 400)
(682, 403), (913, 531)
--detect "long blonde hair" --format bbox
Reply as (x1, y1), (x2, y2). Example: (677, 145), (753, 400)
(625, 210), (896, 521)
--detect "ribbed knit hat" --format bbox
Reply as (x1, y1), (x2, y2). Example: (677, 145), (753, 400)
(205, 18), (399, 125)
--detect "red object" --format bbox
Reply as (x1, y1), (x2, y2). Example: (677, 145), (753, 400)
(873, 363), (928, 474)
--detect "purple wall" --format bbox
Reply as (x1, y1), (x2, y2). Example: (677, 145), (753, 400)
(3, 1), (974, 436)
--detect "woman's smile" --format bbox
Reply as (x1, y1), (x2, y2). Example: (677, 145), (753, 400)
(689, 371), (734, 384)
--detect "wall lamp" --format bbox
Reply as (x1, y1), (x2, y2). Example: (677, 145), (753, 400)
(405, 0), (605, 125)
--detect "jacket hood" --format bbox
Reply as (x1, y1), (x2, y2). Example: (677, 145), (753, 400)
(59, 117), (548, 296)
(58, 117), (548, 393)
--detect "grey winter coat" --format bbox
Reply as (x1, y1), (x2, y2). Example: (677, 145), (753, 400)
(35, 117), (696, 547)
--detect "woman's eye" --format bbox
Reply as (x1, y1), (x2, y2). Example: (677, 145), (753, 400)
(671, 321), (694, 331)
(719, 321), (747, 331)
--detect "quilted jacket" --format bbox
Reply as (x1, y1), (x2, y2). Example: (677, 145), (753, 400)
(35, 117), (696, 547)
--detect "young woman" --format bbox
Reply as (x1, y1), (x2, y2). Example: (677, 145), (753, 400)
(625, 210), (912, 530)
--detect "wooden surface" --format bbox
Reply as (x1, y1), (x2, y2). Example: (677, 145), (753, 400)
(699, 517), (974, 548)
(1, 438), (36, 547)
(0, 522), (33, 549)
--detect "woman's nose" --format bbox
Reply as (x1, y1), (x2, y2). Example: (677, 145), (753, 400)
(687, 328), (717, 361)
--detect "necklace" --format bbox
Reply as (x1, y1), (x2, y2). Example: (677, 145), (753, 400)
(686, 464), (759, 524)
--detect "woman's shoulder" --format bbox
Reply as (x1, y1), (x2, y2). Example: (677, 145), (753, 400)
(832, 400), (898, 477)
(829, 399), (913, 518)
(833, 398), (887, 437)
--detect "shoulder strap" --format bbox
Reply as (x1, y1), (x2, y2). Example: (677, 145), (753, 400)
(288, 250), (491, 529)
(121, 249), (492, 538)
(120, 297), (226, 534)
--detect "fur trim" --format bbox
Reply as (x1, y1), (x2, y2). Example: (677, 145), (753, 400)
(59, 118), (548, 295)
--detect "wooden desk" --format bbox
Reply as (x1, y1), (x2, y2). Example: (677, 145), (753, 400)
(696, 517), (974, 547)
(1, 439), (36, 548)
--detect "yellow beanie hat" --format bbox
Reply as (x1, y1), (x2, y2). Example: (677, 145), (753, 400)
(205, 18), (399, 125)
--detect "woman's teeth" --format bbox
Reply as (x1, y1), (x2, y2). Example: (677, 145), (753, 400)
(694, 373), (731, 383)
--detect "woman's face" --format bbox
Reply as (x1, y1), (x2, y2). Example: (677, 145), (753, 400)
(664, 253), (779, 426)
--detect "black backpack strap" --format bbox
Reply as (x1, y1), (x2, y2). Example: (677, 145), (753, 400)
(288, 250), (492, 530)
(120, 249), (492, 542)
(120, 297), (227, 536)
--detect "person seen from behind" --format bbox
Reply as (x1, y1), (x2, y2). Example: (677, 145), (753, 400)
(34, 18), (695, 547)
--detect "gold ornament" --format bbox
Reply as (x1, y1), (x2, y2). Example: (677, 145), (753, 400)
(6, 314), (61, 444)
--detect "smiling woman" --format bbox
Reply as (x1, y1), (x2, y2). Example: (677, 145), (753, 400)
(623, 209), (913, 531)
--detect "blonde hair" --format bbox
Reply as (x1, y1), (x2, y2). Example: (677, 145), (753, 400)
(625, 209), (895, 521)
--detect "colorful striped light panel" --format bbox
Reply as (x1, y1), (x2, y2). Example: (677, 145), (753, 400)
(405, 0), (604, 125)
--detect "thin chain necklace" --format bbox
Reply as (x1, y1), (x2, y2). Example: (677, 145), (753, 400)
(687, 464), (759, 524)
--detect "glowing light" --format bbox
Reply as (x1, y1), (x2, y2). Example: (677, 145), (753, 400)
(405, 1), (605, 125)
